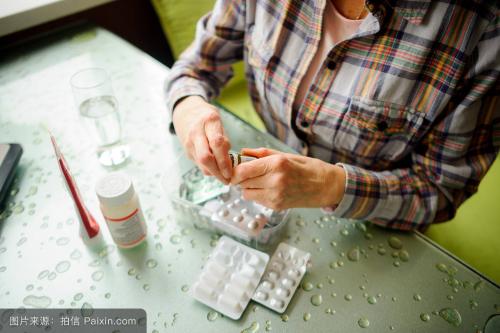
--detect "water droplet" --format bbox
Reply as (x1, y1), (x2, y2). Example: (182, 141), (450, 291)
(0, 266), (6, 273)
(81, 302), (94, 317)
(328, 277), (335, 284)
(70, 249), (82, 260)
(392, 296), (397, 302)
(330, 241), (337, 247)
(469, 300), (478, 309)
(358, 317), (370, 328)
(127, 268), (136, 276)
(55, 261), (71, 274)
(316, 283), (323, 289)
(377, 247), (387, 255)
(56, 237), (69, 246)
(170, 235), (181, 245)
(420, 313), (431, 322)
(340, 228), (349, 236)
(26, 284), (34, 291)
(447, 295), (454, 301)
(48, 272), (57, 280)
(23, 295), (51, 308)
(311, 294), (323, 306)
(143, 284), (150, 291)
(347, 247), (360, 262)
(241, 321), (260, 333)
(155, 243), (163, 250)
(344, 294), (352, 301)
(413, 294), (422, 301)
(146, 259), (158, 269)
(73, 293), (83, 301)
(281, 314), (289, 322)
(473, 280), (484, 292)
(181, 285), (189, 292)
(13, 203), (25, 214)
(388, 236), (403, 249)
(207, 311), (218, 322)
(312, 237), (320, 244)
(367, 296), (377, 304)
(105, 293), (111, 299)
(399, 250), (410, 262)
(91, 271), (104, 281)
(393, 261), (401, 267)
(389, 325), (395, 330)
(303, 313), (311, 321)
(439, 308), (462, 327)
(302, 281), (314, 291)
(17, 236), (27, 246)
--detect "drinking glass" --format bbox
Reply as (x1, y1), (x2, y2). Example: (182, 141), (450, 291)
(70, 68), (130, 166)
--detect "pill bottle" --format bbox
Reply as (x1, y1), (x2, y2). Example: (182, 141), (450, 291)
(95, 172), (147, 248)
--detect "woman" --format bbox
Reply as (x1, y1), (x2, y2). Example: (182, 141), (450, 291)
(166, 0), (499, 230)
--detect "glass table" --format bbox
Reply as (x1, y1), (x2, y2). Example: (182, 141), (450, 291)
(0, 25), (498, 333)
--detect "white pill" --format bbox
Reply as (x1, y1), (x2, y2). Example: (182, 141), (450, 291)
(255, 290), (269, 301)
(287, 268), (301, 278)
(240, 208), (249, 215)
(218, 209), (229, 217)
(218, 293), (242, 313)
(271, 261), (285, 271)
(270, 298), (285, 309)
(266, 270), (280, 281)
(233, 215), (244, 223)
(281, 278), (295, 288)
(276, 287), (291, 298)
(261, 280), (274, 290)
(247, 220), (259, 230)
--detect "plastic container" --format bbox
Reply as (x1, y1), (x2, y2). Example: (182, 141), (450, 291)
(96, 172), (147, 248)
(163, 156), (289, 249)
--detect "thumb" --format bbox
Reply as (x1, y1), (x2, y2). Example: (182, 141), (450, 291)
(241, 147), (281, 158)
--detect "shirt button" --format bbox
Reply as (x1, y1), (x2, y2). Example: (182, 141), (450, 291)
(327, 61), (336, 70)
(300, 120), (310, 128)
(377, 120), (388, 131)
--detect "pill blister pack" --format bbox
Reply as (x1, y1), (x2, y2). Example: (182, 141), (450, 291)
(200, 187), (277, 241)
(191, 236), (269, 320)
(179, 167), (229, 204)
(252, 242), (311, 313)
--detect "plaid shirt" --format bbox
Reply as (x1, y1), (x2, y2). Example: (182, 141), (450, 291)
(165, 0), (500, 230)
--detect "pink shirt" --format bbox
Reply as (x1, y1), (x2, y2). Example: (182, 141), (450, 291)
(293, 1), (364, 110)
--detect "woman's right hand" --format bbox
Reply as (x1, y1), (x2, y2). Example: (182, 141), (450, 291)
(172, 95), (232, 184)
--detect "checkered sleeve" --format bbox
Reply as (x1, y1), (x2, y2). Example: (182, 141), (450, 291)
(164, 0), (246, 112)
(332, 14), (500, 230)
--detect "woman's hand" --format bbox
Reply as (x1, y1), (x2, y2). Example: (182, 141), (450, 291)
(172, 96), (232, 184)
(231, 148), (346, 210)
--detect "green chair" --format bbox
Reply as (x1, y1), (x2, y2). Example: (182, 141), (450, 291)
(151, 0), (265, 130)
(425, 156), (500, 284)
(151, 0), (500, 284)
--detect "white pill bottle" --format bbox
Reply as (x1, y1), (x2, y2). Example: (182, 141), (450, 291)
(96, 172), (147, 248)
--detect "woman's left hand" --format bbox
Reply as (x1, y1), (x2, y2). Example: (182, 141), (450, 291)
(231, 148), (346, 210)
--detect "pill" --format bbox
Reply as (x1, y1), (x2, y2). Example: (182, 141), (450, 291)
(276, 287), (291, 298)
(241, 208), (249, 215)
(261, 280), (274, 290)
(281, 278), (295, 288)
(218, 293), (242, 313)
(266, 270), (280, 281)
(287, 268), (301, 278)
(233, 215), (244, 223)
(218, 209), (229, 217)
(270, 298), (285, 309)
(248, 220), (259, 230)
(255, 290), (268, 301)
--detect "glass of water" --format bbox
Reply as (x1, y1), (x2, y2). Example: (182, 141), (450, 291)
(70, 68), (130, 166)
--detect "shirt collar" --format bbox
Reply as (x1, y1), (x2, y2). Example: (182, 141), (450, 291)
(383, 0), (431, 25)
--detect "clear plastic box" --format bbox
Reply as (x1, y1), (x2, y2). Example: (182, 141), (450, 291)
(163, 153), (289, 249)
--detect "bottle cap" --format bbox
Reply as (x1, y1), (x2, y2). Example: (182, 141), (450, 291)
(95, 172), (135, 206)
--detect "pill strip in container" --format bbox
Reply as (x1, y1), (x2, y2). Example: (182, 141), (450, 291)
(202, 187), (270, 240)
(191, 236), (269, 320)
(252, 242), (311, 313)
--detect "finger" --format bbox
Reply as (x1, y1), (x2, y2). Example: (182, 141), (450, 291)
(231, 158), (270, 185)
(240, 147), (281, 158)
(205, 121), (232, 180)
(192, 131), (228, 183)
(238, 174), (269, 189)
(241, 188), (268, 204)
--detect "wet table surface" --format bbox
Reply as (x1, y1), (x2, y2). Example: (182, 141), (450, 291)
(0, 26), (499, 333)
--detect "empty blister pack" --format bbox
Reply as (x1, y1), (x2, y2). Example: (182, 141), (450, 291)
(180, 167), (229, 204)
(252, 242), (311, 313)
(191, 236), (269, 320)
(200, 187), (274, 241)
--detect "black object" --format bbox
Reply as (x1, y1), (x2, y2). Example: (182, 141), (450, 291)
(377, 121), (388, 131)
(327, 61), (337, 70)
(0, 143), (23, 206)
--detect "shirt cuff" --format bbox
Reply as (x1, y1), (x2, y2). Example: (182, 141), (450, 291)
(167, 84), (209, 114)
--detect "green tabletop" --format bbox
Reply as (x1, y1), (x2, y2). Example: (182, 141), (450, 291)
(0, 26), (498, 333)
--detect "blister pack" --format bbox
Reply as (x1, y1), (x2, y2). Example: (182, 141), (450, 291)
(200, 187), (275, 241)
(191, 236), (269, 320)
(180, 167), (229, 204)
(252, 242), (311, 313)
